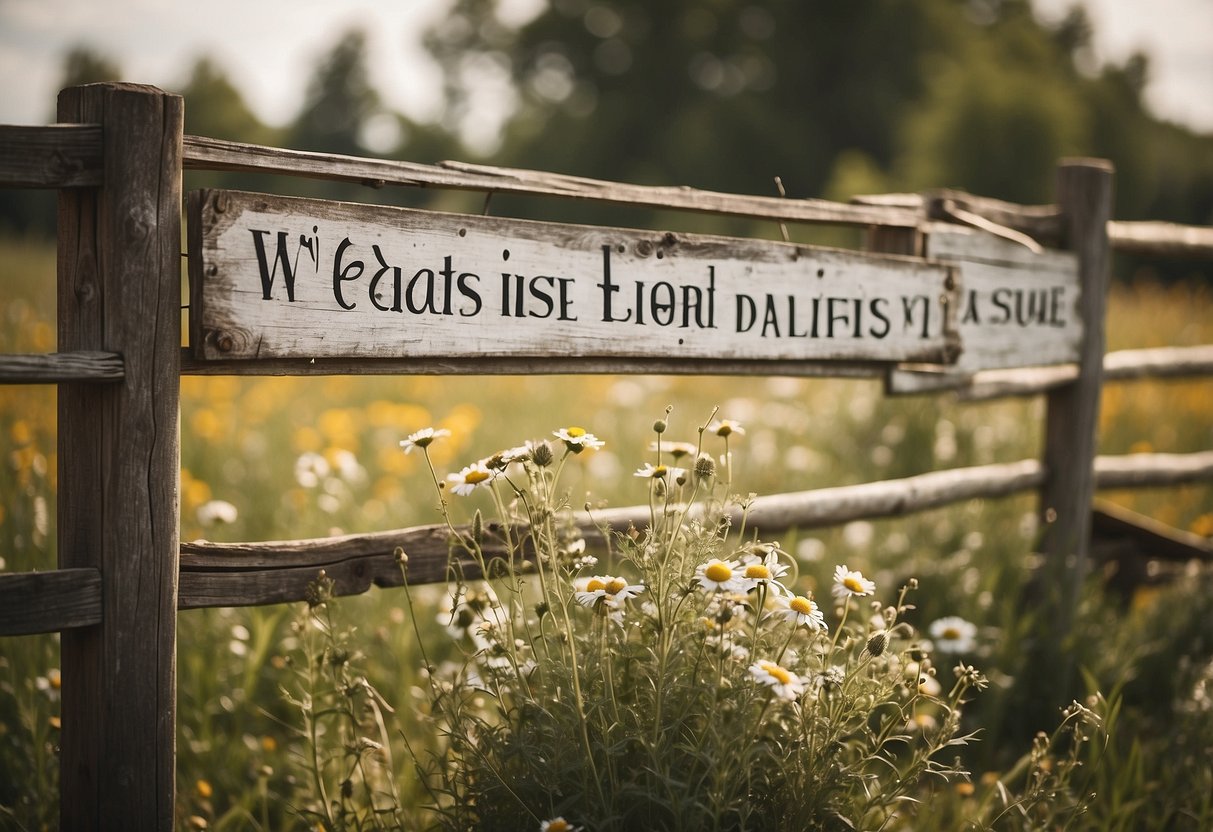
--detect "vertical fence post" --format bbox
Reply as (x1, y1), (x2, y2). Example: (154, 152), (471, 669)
(1037, 158), (1114, 660)
(56, 83), (183, 830)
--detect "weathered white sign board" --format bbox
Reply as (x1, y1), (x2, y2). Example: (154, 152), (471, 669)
(188, 190), (959, 366)
(887, 224), (1081, 394)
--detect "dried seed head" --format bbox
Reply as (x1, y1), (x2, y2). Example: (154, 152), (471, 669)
(531, 441), (554, 467)
(694, 453), (716, 482)
(866, 630), (889, 657)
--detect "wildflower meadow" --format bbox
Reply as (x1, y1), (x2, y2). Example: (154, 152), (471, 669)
(1, 234), (1212, 829)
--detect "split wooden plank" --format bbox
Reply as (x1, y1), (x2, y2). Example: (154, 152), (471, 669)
(0, 351), (123, 384)
(182, 135), (921, 228)
(1108, 220), (1213, 259)
(177, 449), (1213, 609)
(188, 189), (960, 367)
(0, 123), (103, 188)
(0, 569), (102, 636)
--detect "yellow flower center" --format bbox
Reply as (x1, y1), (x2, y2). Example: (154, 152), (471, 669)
(761, 661), (791, 684)
(704, 562), (733, 583)
(744, 564), (772, 580)
(548, 821), (571, 832)
(942, 627), (961, 640)
(844, 575), (865, 593)
(789, 596), (814, 615)
(653, 465), (667, 477)
(586, 578), (607, 592)
(606, 578), (628, 595)
(465, 470), (491, 485)
(716, 424), (733, 436)
(566, 426), (586, 438)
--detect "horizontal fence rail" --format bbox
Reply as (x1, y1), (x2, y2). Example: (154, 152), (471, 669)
(0, 568), (102, 636)
(0, 123), (102, 188)
(182, 135), (920, 228)
(0, 351), (124, 384)
(960, 344), (1213, 401)
(178, 450), (1213, 609)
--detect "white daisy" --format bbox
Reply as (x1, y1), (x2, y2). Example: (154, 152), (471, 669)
(695, 558), (744, 593)
(749, 659), (805, 701)
(774, 595), (828, 631)
(196, 499), (238, 526)
(539, 818), (581, 832)
(832, 564), (876, 599)
(399, 427), (451, 454)
(552, 426), (605, 453)
(446, 462), (494, 496)
(929, 616), (978, 654)
(707, 419), (745, 438)
(633, 463), (687, 480)
(574, 575), (645, 609)
(739, 547), (791, 594)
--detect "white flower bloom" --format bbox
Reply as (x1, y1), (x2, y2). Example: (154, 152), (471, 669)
(750, 659), (805, 701)
(574, 575), (645, 609)
(540, 818), (581, 832)
(708, 419), (745, 438)
(739, 547), (791, 594)
(695, 558), (744, 593)
(196, 499), (238, 526)
(294, 451), (330, 488)
(400, 427), (451, 454)
(774, 595), (828, 631)
(633, 463), (687, 480)
(929, 616), (978, 654)
(832, 564), (876, 599)
(446, 462), (494, 496)
(552, 426), (605, 453)
(647, 440), (699, 460)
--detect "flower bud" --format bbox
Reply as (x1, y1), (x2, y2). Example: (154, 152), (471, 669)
(531, 441), (554, 467)
(694, 454), (716, 482)
(866, 631), (888, 657)
(653, 419), (667, 434)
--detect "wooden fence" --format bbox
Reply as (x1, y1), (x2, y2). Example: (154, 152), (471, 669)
(0, 82), (1211, 829)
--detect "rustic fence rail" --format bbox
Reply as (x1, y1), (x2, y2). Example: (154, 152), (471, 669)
(1, 83), (1211, 829)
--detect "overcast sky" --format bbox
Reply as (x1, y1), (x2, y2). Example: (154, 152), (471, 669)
(0, 0), (1210, 146)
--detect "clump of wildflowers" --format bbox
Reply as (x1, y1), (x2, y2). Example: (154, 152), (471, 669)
(385, 412), (998, 831)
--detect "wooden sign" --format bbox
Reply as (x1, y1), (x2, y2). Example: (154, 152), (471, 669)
(887, 224), (1081, 393)
(188, 190), (959, 367)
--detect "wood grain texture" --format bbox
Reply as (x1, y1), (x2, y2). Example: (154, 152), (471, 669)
(0, 569), (102, 635)
(179, 459), (1047, 607)
(57, 82), (182, 832)
(1036, 159), (1114, 688)
(1108, 220), (1213, 259)
(886, 223), (1082, 393)
(179, 349), (889, 379)
(0, 351), (123, 383)
(188, 189), (959, 366)
(0, 123), (102, 188)
(182, 135), (920, 228)
(960, 345), (1213, 401)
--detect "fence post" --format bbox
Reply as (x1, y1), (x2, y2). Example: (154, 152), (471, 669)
(1037, 159), (1114, 660)
(56, 83), (183, 830)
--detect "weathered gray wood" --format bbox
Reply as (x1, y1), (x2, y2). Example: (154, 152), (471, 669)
(0, 351), (123, 383)
(1094, 450), (1213, 489)
(57, 83), (182, 832)
(189, 189), (960, 366)
(1092, 498), (1213, 562)
(178, 459), (1046, 606)
(1036, 159), (1114, 688)
(0, 569), (102, 635)
(925, 190), (1065, 245)
(0, 123), (103, 188)
(178, 349), (888, 379)
(1108, 220), (1213, 259)
(182, 135), (921, 228)
(886, 224), (1082, 393)
(960, 344), (1213, 401)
